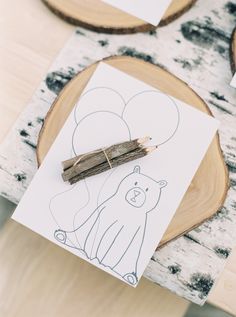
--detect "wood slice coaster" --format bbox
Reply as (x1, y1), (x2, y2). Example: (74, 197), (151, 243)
(42, 0), (197, 34)
(230, 27), (236, 73)
(37, 56), (228, 248)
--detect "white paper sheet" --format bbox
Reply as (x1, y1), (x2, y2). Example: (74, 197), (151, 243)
(12, 63), (219, 286)
(102, 0), (172, 26)
(230, 73), (236, 88)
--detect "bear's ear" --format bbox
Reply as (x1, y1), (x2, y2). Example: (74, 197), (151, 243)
(133, 166), (141, 174)
(158, 180), (167, 188)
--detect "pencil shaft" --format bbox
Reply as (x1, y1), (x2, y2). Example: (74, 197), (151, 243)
(69, 148), (147, 185)
(62, 152), (95, 171)
(61, 138), (145, 171)
(62, 139), (141, 181)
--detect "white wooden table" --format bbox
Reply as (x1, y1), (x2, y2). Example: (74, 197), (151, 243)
(0, 0), (236, 315)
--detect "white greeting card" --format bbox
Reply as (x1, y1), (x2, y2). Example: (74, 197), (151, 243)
(102, 0), (172, 26)
(230, 73), (236, 88)
(12, 63), (219, 286)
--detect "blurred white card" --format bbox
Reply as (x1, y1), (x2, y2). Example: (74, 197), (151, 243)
(12, 62), (219, 286)
(102, 0), (172, 26)
(230, 73), (236, 88)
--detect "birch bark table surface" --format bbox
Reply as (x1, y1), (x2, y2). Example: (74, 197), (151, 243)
(1, 0), (236, 313)
(37, 56), (228, 248)
(42, 0), (197, 34)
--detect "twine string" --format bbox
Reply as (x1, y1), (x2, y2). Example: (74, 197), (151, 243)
(73, 147), (113, 169)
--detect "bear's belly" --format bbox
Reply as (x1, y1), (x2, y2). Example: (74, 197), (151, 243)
(83, 201), (146, 267)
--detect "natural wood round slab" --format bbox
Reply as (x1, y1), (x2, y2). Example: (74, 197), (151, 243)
(37, 56), (228, 248)
(42, 0), (197, 34)
(230, 27), (236, 73)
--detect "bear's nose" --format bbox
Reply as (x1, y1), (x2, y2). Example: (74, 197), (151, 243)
(130, 189), (141, 203)
(125, 187), (146, 208)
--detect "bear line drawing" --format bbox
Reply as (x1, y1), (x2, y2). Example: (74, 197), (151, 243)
(53, 165), (167, 285)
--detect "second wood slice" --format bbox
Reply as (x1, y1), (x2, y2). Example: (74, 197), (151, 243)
(230, 27), (236, 73)
(42, 0), (197, 34)
(37, 56), (228, 248)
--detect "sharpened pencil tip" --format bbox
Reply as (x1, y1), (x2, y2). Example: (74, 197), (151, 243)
(138, 136), (151, 144)
(145, 146), (158, 153)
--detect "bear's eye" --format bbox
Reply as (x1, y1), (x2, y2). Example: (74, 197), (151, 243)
(135, 182), (138, 186)
(145, 188), (149, 192)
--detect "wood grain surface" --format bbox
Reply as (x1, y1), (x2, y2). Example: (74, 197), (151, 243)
(42, 0), (197, 34)
(37, 56), (228, 248)
(0, 0), (73, 144)
(0, 219), (189, 317)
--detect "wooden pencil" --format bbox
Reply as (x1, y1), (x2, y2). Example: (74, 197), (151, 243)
(62, 136), (150, 181)
(68, 146), (157, 185)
